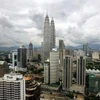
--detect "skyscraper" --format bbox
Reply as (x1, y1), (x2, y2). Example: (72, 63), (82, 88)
(50, 18), (55, 50)
(43, 14), (50, 61)
(59, 40), (65, 80)
(28, 42), (33, 61)
(76, 56), (86, 86)
(17, 45), (27, 72)
(59, 40), (65, 68)
(43, 14), (55, 62)
(62, 55), (73, 90)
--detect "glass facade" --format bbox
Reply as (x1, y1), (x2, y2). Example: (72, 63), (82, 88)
(89, 74), (100, 93)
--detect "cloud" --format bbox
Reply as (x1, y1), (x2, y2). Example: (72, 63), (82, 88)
(0, 0), (100, 47)
(28, 9), (44, 29)
(0, 14), (13, 28)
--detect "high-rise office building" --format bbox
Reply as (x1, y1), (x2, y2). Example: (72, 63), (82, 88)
(59, 40), (65, 68)
(76, 56), (86, 86)
(83, 43), (88, 56)
(28, 42), (33, 61)
(17, 45), (27, 72)
(50, 49), (59, 84)
(62, 55), (73, 90)
(59, 40), (65, 51)
(59, 40), (65, 80)
(0, 73), (26, 100)
(43, 14), (55, 62)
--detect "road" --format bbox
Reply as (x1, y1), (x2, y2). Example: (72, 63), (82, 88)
(40, 90), (71, 100)
(77, 94), (84, 100)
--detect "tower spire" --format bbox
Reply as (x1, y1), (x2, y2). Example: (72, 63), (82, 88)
(51, 16), (54, 23)
(45, 12), (49, 18)
(52, 16), (53, 21)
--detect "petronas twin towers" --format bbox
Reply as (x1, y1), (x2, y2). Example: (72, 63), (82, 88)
(43, 14), (55, 61)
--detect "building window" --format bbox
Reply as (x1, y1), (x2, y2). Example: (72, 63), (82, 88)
(14, 55), (17, 60)
(15, 61), (17, 66)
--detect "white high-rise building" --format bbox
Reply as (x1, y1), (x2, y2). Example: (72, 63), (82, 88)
(43, 14), (55, 62)
(44, 61), (50, 84)
(76, 56), (86, 86)
(0, 73), (25, 100)
(50, 49), (59, 84)
(62, 55), (73, 90)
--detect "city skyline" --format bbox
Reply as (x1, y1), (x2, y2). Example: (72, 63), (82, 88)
(0, 0), (100, 47)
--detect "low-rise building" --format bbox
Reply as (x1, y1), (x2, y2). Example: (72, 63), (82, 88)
(70, 84), (85, 94)
(92, 52), (100, 60)
(74, 50), (85, 57)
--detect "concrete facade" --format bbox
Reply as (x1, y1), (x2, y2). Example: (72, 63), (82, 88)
(62, 55), (73, 91)
(0, 73), (25, 100)
(50, 50), (59, 84)
(76, 56), (86, 86)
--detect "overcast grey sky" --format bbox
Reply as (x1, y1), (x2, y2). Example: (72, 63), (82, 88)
(0, 0), (100, 47)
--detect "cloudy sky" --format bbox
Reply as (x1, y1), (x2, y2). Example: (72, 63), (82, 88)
(0, 0), (100, 47)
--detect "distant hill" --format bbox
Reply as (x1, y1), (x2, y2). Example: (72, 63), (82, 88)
(66, 44), (100, 50)
(0, 46), (19, 51)
(0, 43), (100, 51)
(88, 44), (100, 50)
(0, 45), (41, 51)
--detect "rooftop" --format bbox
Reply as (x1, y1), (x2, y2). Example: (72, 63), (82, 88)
(1, 72), (23, 81)
(0, 61), (5, 65)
